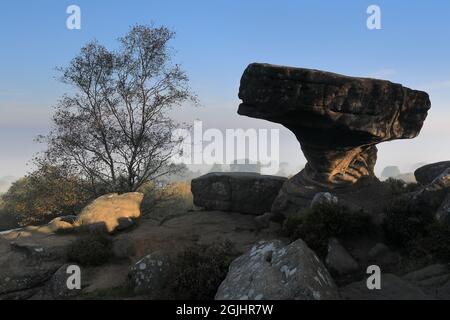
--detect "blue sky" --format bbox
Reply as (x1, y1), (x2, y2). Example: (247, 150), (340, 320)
(0, 0), (449, 177)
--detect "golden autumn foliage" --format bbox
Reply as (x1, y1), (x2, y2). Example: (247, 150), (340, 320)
(1, 165), (91, 226)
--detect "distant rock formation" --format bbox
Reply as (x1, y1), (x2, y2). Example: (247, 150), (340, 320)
(381, 166), (401, 179)
(191, 172), (286, 215)
(238, 63), (431, 214)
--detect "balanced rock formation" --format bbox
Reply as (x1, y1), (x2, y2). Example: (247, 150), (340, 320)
(238, 63), (431, 214)
(191, 173), (286, 215)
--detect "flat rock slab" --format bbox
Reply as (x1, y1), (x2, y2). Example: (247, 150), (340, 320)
(239, 63), (430, 143)
(191, 173), (286, 215)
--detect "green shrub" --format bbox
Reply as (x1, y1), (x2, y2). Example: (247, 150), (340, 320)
(169, 241), (237, 300)
(282, 202), (373, 257)
(67, 232), (114, 266)
(382, 197), (435, 247)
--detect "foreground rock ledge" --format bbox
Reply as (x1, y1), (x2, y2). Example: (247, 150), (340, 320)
(238, 63), (431, 214)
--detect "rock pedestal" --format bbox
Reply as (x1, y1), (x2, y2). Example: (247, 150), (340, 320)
(238, 63), (431, 214)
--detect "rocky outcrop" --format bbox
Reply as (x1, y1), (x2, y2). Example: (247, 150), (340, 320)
(215, 239), (340, 300)
(0, 235), (72, 299)
(238, 63), (430, 215)
(32, 264), (82, 300)
(0, 209), (281, 300)
(415, 161), (450, 185)
(310, 192), (338, 208)
(423, 167), (450, 192)
(75, 192), (144, 233)
(191, 173), (286, 215)
(412, 167), (450, 214)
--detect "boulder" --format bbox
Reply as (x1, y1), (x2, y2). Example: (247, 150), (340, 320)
(340, 274), (433, 300)
(75, 192), (144, 233)
(0, 241), (64, 299)
(310, 192), (338, 208)
(412, 168), (450, 211)
(33, 264), (82, 300)
(415, 161), (450, 185)
(191, 173), (286, 215)
(238, 63), (430, 215)
(325, 238), (359, 276)
(129, 251), (171, 297)
(215, 239), (340, 300)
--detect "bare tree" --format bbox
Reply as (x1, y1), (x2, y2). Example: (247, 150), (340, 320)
(37, 25), (196, 194)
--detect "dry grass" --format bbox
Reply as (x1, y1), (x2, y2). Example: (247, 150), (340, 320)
(140, 181), (193, 221)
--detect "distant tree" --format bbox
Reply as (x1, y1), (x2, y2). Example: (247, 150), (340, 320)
(1, 165), (90, 226)
(36, 25), (196, 195)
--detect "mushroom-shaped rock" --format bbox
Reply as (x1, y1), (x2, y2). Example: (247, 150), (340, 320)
(238, 63), (431, 214)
